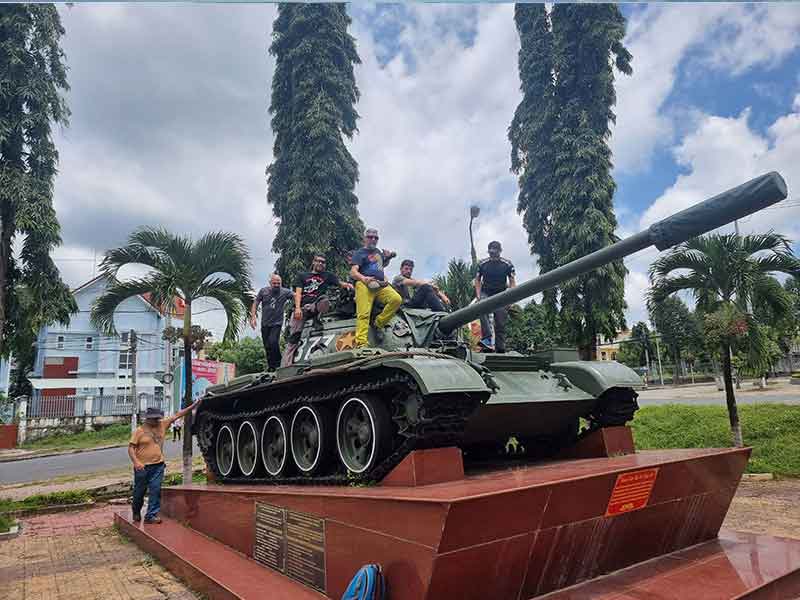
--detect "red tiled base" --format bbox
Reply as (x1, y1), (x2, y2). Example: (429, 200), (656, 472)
(151, 448), (754, 599)
(539, 530), (800, 600)
(114, 512), (324, 600)
(381, 447), (464, 486)
(559, 426), (636, 459)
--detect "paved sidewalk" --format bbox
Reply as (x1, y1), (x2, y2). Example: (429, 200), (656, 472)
(0, 505), (198, 600)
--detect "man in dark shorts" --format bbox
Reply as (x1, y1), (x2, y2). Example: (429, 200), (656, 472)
(250, 273), (293, 371)
(392, 259), (450, 311)
(281, 255), (354, 366)
(474, 241), (516, 353)
(349, 228), (401, 347)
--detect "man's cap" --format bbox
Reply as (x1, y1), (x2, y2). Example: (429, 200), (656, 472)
(365, 228), (379, 237)
(488, 241), (502, 251)
(143, 407), (164, 419)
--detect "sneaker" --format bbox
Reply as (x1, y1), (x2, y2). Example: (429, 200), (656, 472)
(478, 337), (494, 352)
(132, 512), (141, 522)
(144, 516), (162, 524)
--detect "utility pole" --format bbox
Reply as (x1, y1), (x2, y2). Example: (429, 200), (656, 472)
(644, 347), (651, 389)
(129, 330), (138, 434)
(655, 335), (664, 386)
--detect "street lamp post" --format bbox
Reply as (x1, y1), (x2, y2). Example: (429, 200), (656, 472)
(469, 205), (480, 268)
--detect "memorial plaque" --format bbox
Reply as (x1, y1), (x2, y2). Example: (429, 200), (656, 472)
(253, 502), (326, 593)
(286, 510), (326, 592)
(254, 502), (286, 572)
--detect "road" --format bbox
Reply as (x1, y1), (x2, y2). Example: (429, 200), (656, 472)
(637, 382), (799, 406)
(1, 382), (796, 485)
(0, 438), (200, 485)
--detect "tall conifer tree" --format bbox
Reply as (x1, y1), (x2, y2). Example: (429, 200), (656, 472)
(510, 4), (632, 358)
(267, 5), (364, 279)
(0, 5), (73, 357)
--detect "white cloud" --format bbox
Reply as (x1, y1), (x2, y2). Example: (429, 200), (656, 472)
(624, 95), (800, 326)
(349, 5), (533, 283)
(613, 4), (800, 174)
(702, 5), (800, 75)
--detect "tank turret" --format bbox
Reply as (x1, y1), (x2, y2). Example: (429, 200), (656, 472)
(195, 172), (787, 485)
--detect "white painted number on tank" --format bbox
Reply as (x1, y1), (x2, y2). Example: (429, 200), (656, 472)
(297, 335), (336, 361)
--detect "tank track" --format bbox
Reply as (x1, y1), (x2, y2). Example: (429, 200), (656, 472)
(195, 370), (483, 486)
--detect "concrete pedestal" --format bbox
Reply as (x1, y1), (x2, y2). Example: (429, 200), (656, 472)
(111, 442), (800, 600)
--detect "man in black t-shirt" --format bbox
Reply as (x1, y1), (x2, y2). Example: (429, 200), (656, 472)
(392, 259), (450, 312)
(474, 241), (516, 353)
(250, 273), (293, 370)
(280, 254), (354, 367)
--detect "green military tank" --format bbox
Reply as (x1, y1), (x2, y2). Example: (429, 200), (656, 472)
(195, 172), (787, 485)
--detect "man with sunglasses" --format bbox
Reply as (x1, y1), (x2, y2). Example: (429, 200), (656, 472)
(281, 254), (354, 366)
(350, 228), (401, 347)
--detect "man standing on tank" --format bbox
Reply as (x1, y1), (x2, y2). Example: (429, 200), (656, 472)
(250, 273), (293, 371)
(475, 241), (516, 353)
(350, 228), (401, 347)
(281, 255), (354, 366)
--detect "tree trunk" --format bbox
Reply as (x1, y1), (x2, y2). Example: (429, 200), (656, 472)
(181, 302), (193, 484)
(721, 343), (743, 447)
(0, 206), (15, 357)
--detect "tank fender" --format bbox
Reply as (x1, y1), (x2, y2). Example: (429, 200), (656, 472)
(374, 357), (490, 396)
(550, 360), (644, 397)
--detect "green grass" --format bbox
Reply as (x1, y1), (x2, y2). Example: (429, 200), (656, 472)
(162, 471), (207, 486)
(21, 422), (131, 452)
(0, 514), (14, 533)
(632, 403), (800, 477)
(0, 489), (92, 515)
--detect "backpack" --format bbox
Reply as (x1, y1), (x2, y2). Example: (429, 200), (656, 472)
(341, 564), (386, 600)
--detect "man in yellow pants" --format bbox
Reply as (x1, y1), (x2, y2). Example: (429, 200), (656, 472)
(350, 228), (402, 347)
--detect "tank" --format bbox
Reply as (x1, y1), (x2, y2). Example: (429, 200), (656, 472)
(195, 172), (787, 485)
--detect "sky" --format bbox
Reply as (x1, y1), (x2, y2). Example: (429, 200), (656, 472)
(48, 3), (800, 339)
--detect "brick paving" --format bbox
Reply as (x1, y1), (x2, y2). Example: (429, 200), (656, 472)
(0, 505), (197, 600)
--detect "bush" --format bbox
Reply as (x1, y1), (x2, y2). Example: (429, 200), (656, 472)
(0, 489), (92, 515)
(21, 422), (130, 451)
(0, 514), (14, 533)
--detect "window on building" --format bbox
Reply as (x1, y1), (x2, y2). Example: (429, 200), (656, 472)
(116, 374), (130, 406)
(601, 351), (607, 360)
(57, 335), (65, 350)
(85, 336), (94, 350)
(611, 352), (617, 361)
(119, 332), (131, 370)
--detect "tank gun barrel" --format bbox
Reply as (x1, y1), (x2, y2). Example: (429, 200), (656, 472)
(437, 171), (787, 335)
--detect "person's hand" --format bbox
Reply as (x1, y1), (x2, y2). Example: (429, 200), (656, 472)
(441, 293), (451, 305)
(293, 308), (302, 321)
(362, 276), (375, 284)
(250, 316), (257, 329)
(343, 282), (354, 291)
(133, 461), (145, 471)
(385, 250), (397, 259)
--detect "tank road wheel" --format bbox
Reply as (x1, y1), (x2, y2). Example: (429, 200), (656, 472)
(236, 421), (260, 477)
(336, 396), (391, 475)
(290, 405), (332, 476)
(261, 415), (291, 477)
(216, 425), (236, 477)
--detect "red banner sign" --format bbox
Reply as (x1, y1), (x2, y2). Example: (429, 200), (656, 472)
(605, 468), (659, 517)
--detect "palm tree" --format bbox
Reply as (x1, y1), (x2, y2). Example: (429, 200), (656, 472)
(91, 228), (252, 483)
(434, 258), (478, 311)
(649, 232), (800, 446)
